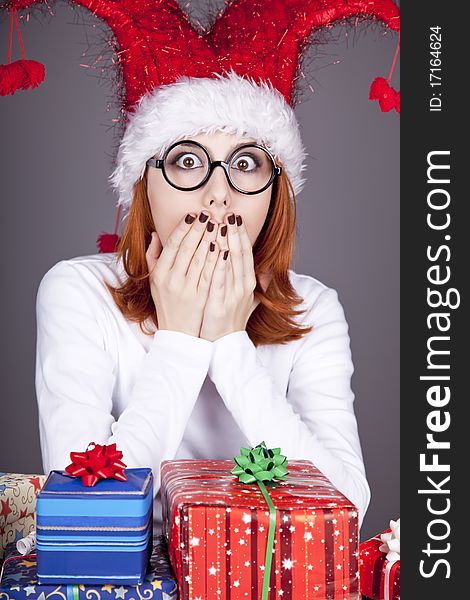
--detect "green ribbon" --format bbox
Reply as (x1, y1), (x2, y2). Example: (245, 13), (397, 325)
(231, 442), (288, 600)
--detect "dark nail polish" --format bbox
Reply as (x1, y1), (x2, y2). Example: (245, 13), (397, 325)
(236, 215), (242, 226)
(185, 214), (196, 224)
(228, 214), (236, 225)
(207, 221), (215, 232)
(199, 212), (209, 223)
(221, 225), (228, 237)
(210, 242), (215, 252)
(223, 250), (229, 261)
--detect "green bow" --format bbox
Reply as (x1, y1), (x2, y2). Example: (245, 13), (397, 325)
(231, 442), (289, 600)
(231, 442), (288, 485)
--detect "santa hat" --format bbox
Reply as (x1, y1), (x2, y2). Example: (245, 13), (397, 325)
(1, 0), (400, 249)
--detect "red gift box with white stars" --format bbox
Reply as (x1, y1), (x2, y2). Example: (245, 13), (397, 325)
(160, 459), (360, 599)
(359, 529), (400, 600)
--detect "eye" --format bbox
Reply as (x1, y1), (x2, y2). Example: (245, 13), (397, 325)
(174, 153), (203, 169)
(232, 154), (259, 172)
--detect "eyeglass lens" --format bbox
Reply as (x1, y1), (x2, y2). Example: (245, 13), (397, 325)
(163, 142), (274, 192)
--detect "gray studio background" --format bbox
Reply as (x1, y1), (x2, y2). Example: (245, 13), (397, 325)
(0, 2), (399, 541)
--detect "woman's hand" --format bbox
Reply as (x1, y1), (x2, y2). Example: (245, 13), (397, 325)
(146, 212), (219, 337)
(199, 213), (263, 342)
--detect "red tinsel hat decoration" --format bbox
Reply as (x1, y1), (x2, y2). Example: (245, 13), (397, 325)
(2, 1), (399, 253)
(2, 0), (400, 108)
(0, 6), (44, 96)
(65, 442), (128, 487)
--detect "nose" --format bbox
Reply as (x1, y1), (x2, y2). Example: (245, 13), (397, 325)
(203, 164), (232, 211)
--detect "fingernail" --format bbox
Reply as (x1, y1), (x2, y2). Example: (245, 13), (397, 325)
(221, 225), (227, 237)
(199, 212), (209, 223)
(223, 250), (229, 261)
(228, 214), (236, 225)
(185, 214), (196, 224)
(236, 215), (242, 226)
(210, 242), (215, 252)
(207, 220), (215, 232)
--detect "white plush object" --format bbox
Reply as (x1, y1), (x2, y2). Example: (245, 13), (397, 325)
(109, 69), (307, 210)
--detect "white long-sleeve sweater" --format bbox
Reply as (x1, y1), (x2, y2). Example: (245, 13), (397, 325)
(35, 253), (370, 531)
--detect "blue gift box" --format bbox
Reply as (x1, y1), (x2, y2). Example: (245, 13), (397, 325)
(0, 535), (177, 599)
(36, 468), (153, 585)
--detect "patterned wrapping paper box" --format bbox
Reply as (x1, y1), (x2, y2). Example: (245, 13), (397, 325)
(0, 535), (178, 599)
(359, 528), (400, 600)
(36, 468), (154, 585)
(161, 459), (360, 600)
(1, 515), (36, 564)
(0, 473), (47, 562)
(0, 473), (46, 528)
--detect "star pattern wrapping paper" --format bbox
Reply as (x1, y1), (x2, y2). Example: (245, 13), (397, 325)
(0, 473), (46, 561)
(161, 459), (360, 600)
(0, 535), (177, 599)
(359, 529), (400, 600)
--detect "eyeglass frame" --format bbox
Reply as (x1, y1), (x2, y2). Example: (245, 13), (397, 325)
(145, 139), (282, 195)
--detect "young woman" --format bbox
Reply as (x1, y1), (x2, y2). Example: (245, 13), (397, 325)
(3, 0), (400, 540)
(36, 124), (370, 534)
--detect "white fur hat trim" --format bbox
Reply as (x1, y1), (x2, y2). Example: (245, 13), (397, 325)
(109, 70), (307, 210)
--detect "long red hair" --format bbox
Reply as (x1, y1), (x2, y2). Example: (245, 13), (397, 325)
(106, 166), (313, 346)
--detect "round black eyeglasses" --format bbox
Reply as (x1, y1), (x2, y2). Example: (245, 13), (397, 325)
(146, 140), (282, 195)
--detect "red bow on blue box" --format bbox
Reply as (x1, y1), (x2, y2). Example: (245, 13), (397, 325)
(65, 442), (127, 487)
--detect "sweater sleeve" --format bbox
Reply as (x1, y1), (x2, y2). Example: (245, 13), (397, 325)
(35, 261), (212, 490)
(207, 287), (370, 528)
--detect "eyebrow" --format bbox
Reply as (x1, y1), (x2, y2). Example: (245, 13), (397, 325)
(230, 140), (256, 150)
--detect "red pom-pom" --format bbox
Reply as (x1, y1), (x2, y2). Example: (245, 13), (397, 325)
(0, 62), (24, 96)
(369, 77), (398, 113)
(394, 90), (400, 114)
(97, 232), (120, 253)
(0, 60), (45, 96)
(19, 59), (45, 90)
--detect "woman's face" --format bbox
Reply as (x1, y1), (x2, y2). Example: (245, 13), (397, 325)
(146, 131), (274, 252)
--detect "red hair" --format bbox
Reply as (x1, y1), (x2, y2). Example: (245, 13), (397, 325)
(106, 167), (313, 346)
